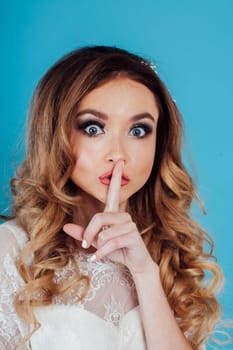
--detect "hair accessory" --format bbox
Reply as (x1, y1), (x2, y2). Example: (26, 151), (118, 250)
(141, 60), (158, 73)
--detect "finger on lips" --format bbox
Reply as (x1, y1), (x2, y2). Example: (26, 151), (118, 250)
(82, 160), (124, 250)
(104, 160), (124, 213)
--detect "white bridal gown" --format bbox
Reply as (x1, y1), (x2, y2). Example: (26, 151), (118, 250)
(0, 220), (145, 350)
(0, 220), (206, 350)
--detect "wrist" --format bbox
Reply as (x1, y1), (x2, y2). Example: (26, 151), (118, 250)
(131, 260), (160, 284)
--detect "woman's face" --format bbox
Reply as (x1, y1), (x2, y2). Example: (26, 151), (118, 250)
(70, 77), (159, 211)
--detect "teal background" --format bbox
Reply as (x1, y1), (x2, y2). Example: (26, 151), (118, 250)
(1, 1), (232, 347)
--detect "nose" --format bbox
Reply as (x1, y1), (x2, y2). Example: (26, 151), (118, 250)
(105, 135), (128, 164)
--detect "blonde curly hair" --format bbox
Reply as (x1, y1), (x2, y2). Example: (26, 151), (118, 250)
(9, 46), (223, 349)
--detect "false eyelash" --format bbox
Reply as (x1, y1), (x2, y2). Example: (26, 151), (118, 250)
(75, 119), (153, 138)
(76, 119), (105, 131)
(130, 123), (153, 134)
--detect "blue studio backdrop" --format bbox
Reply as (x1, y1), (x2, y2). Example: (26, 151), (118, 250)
(1, 1), (233, 348)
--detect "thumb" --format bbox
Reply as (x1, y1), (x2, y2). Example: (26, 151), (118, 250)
(63, 223), (84, 242)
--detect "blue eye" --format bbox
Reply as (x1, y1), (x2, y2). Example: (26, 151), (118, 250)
(129, 124), (152, 138)
(85, 124), (103, 136)
(78, 120), (105, 136)
(130, 127), (146, 137)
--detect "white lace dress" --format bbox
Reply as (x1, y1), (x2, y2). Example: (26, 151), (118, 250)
(0, 220), (145, 350)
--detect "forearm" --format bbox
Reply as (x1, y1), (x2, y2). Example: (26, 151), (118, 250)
(132, 262), (193, 350)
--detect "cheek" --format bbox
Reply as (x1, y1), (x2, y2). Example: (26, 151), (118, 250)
(71, 137), (98, 172)
(138, 156), (154, 181)
(132, 141), (156, 174)
(70, 153), (95, 190)
(72, 152), (94, 175)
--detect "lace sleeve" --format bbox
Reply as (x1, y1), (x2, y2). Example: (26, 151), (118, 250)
(0, 221), (29, 350)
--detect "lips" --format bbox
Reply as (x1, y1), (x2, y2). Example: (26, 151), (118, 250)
(99, 171), (130, 186)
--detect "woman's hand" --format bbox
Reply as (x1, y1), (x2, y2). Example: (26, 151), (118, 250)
(63, 160), (154, 275)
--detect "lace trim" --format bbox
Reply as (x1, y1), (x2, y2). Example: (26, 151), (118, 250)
(53, 251), (137, 328)
(104, 296), (125, 327)
(0, 252), (29, 349)
(0, 220), (138, 345)
(2, 220), (28, 248)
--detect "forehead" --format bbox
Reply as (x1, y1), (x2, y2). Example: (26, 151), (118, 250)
(78, 77), (159, 117)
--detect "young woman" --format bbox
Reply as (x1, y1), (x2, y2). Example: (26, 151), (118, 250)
(0, 46), (223, 349)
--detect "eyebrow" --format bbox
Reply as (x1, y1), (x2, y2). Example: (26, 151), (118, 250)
(76, 108), (157, 123)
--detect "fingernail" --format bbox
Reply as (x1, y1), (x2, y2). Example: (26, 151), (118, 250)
(89, 254), (97, 262)
(82, 240), (88, 249)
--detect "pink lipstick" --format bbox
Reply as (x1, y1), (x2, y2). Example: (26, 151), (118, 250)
(99, 171), (130, 186)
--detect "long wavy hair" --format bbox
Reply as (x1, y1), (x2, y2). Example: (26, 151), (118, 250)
(9, 46), (223, 349)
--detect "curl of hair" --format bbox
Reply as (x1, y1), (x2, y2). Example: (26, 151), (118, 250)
(8, 46), (224, 349)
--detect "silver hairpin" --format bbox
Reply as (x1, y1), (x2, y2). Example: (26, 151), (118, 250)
(141, 60), (158, 73)
(149, 62), (158, 73)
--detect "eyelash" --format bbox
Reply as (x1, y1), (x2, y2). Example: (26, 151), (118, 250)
(129, 123), (152, 138)
(77, 120), (105, 137)
(77, 119), (153, 138)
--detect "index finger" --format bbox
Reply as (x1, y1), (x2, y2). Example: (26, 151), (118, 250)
(104, 160), (124, 212)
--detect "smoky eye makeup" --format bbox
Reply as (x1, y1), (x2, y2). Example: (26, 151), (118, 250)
(74, 115), (154, 138)
(129, 122), (153, 138)
(75, 118), (106, 136)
